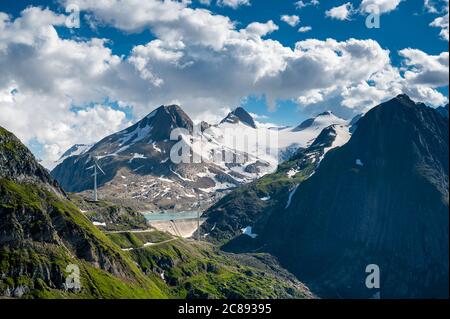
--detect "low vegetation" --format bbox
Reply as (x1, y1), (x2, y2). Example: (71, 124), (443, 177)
(108, 232), (313, 299)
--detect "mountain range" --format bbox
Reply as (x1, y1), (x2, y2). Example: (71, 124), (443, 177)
(0, 125), (313, 299)
(1, 94), (448, 299)
(201, 95), (449, 298)
(51, 105), (348, 212)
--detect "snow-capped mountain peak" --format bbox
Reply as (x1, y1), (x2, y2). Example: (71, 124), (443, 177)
(59, 144), (92, 159)
(51, 143), (92, 169)
(293, 111), (347, 132)
(275, 111), (349, 161)
(88, 104), (193, 158)
(52, 104), (352, 213)
(220, 107), (257, 128)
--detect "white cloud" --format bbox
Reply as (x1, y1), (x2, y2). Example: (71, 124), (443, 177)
(430, 15), (449, 41)
(0, 7), (136, 166)
(245, 20), (279, 37)
(217, 0), (251, 9)
(0, 86), (130, 168)
(325, 3), (354, 20)
(281, 15), (300, 27)
(399, 49), (449, 87)
(338, 49), (449, 110)
(295, 1), (308, 9)
(360, 0), (402, 14)
(428, 0), (449, 41)
(70, 0), (188, 32)
(295, 0), (320, 9)
(66, 0), (235, 50)
(298, 26), (312, 32)
(425, 0), (439, 13)
(128, 33), (447, 114)
(297, 89), (325, 105)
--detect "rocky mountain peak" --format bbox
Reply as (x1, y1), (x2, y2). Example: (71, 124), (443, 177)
(149, 104), (194, 141)
(317, 111), (333, 117)
(221, 107), (257, 128)
(0, 126), (60, 190)
(293, 110), (346, 132)
(309, 125), (340, 148)
(265, 95), (449, 298)
(59, 144), (88, 159)
(394, 93), (415, 104)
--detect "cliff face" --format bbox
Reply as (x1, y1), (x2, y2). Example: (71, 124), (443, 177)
(264, 95), (449, 298)
(50, 105), (194, 194)
(0, 127), (59, 189)
(201, 124), (346, 245)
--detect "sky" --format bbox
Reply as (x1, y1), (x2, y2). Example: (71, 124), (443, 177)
(0, 0), (448, 167)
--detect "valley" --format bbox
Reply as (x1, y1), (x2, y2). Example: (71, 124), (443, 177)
(1, 95), (448, 299)
(51, 105), (349, 213)
(0, 121), (314, 299)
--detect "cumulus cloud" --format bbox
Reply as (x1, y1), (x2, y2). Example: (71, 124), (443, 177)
(245, 20), (279, 37)
(0, 7), (135, 166)
(217, 0), (251, 9)
(430, 15), (449, 41)
(128, 32), (447, 114)
(0, 86), (131, 168)
(65, 0), (235, 50)
(428, 0), (449, 41)
(425, 0), (439, 12)
(325, 3), (354, 20)
(326, 0), (403, 23)
(281, 15), (300, 27)
(399, 49), (449, 86)
(295, 0), (320, 9)
(360, 0), (402, 14)
(298, 26), (312, 32)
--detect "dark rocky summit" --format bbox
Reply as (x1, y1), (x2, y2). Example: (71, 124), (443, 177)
(220, 107), (257, 128)
(202, 95), (449, 298)
(436, 103), (449, 118)
(263, 95), (449, 298)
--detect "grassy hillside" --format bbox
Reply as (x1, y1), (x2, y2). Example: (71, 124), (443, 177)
(0, 178), (166, 298)
(69, 194), (149, 231)
(108, 231), (313, 299)
(1, 124), (316, 299)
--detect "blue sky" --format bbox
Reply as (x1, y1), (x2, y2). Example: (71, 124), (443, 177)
(0, 0), (448, 165)
(3, 0), (448, 61)
(3, 1), (444, 64)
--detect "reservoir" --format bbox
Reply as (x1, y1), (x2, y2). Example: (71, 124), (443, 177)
(143, 211), (202, 222)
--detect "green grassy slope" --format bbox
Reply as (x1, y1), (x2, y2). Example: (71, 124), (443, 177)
(108, 231), (313, 299)
(0, 178), (166, 299)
